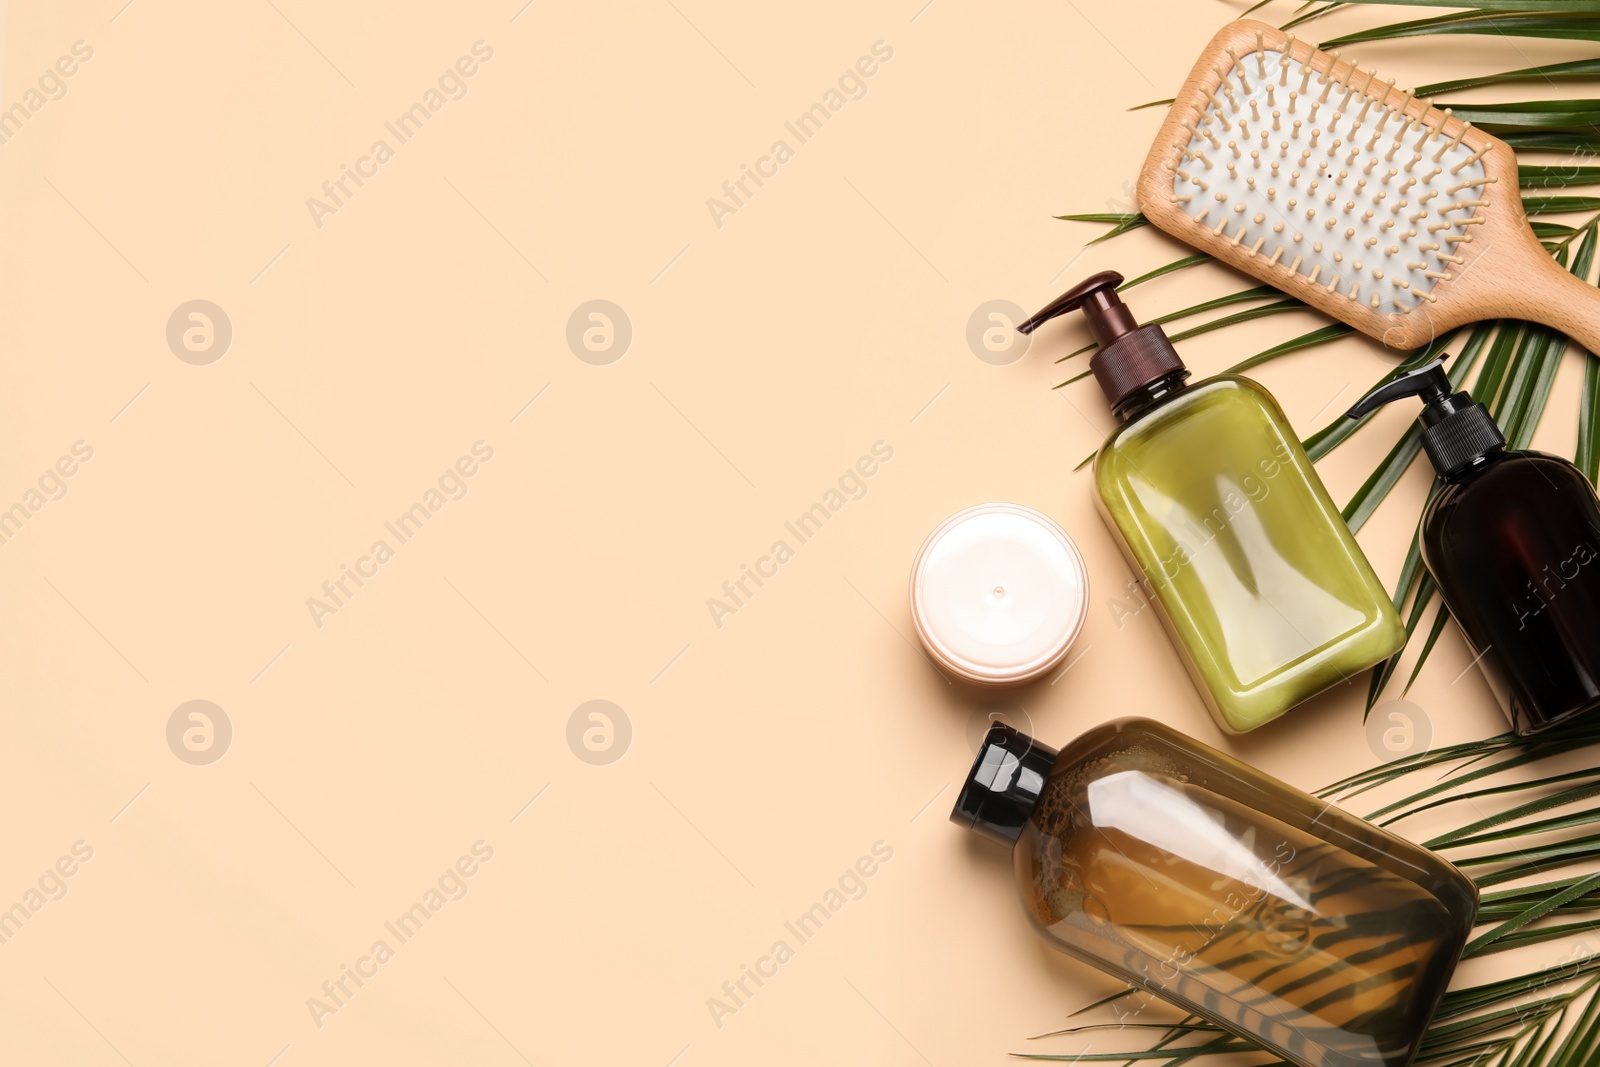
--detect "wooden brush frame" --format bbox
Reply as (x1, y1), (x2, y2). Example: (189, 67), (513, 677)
(1137, 19), (1598, 353)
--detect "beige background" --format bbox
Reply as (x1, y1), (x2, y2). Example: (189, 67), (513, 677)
(0, 1), (1588, 1064)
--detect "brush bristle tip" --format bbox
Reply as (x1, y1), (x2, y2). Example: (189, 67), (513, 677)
(1165, 37), (1489, 315)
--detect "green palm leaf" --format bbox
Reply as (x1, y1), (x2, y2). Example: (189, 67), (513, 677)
(1502, 132), (1600, 154)
(1322, 13), (1600, 47)
(1225, 323), (1354, 374)
(1121, 253), (1211, 290)
(1058, 212), (1147, 244)
(1518, 165), (1600, 190)
(1419, 59), (1600, 97)
(1444, 102), (1600, 131)
(1331, 0), (1600, 11)
(1579, 356), (1600, 483)
(1366, 564), (1433, 710)
(1399, 599), (1451, 696)
(1520, 196), (1600, 216)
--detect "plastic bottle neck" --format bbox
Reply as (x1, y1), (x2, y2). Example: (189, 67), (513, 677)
(1113, 370), (1191, 422)
(1442, 444), (1506, 483)
(951, 724), (1060, 847)
(1419, 404), (1506, 481)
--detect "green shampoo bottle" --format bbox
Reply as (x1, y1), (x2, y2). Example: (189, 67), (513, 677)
(1020, 272), (1403, 732)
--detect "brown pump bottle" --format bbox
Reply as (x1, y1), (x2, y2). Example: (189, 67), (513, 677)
(1348, 359), (1600, 734)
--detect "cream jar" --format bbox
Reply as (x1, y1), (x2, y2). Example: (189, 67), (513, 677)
(910, 503), (1089, 687)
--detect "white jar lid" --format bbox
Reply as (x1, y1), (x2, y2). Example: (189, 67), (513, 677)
(910, 503), (1089, 687)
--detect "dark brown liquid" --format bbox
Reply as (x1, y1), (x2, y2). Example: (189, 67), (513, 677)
(1425, 451), (1600, 735)
(1016, 721), (1475, 1067)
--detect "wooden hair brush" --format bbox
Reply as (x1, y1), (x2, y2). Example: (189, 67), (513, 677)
(1137, 18), (1600, 353)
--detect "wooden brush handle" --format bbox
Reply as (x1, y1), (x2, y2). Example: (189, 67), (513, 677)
(1474, 245), (1600, 355)
(1528, 262), (1600, 356)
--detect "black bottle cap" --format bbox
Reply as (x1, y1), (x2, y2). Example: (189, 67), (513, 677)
(950, 723), (1059, 847)
(1017, 271), (1188, 411)
(1346, 358), (1505, 479)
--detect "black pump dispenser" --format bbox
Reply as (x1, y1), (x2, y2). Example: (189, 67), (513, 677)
(1019, 271), (1188, 411)
(1350, 356), (1600, 735)
(1346, 360), (1505, 479)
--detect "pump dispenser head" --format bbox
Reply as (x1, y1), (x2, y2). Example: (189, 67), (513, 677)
(1345, 359), (1505, 479)
(1018, 271), (1188, 412)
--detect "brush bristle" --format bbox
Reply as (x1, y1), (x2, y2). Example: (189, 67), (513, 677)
(1168, 40), (1489, 315)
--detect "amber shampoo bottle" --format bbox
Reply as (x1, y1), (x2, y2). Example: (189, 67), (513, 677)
(953, 719), (1476, 1067)
(1347, 359), (1600, 735)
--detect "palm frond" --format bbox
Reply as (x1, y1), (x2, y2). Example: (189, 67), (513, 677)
(1419, 59), (1600, 98)
(1322, 14), (1600, 48)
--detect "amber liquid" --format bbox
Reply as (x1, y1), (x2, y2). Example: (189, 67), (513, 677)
(1017, 722), (1474, 1067)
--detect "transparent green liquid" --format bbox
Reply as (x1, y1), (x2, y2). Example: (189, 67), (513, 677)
(1094, 377), (1403, 732)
